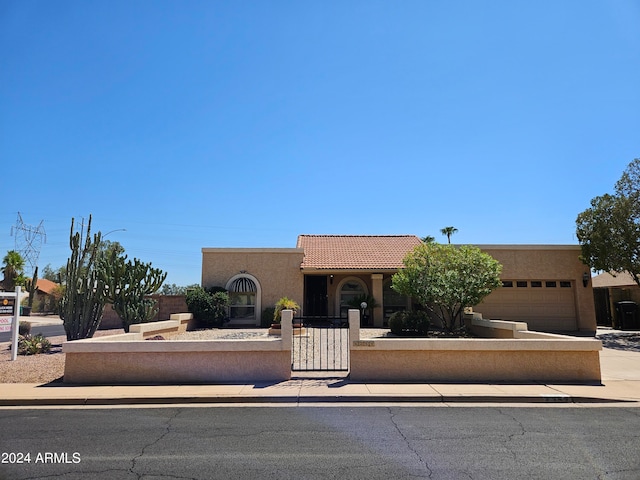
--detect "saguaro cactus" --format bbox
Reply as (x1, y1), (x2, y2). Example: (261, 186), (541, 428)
(59, 216), (107, 340)
(102, 250), (167, 332)
(24, 266), (39, 308)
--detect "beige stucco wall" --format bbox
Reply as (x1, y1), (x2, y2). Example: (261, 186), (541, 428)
(476, 245), (596, 332)
(350, 349), (601, 382)
(201, 248), (304, 323)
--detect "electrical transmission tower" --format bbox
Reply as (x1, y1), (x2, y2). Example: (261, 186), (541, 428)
(10, 212), (46, 276)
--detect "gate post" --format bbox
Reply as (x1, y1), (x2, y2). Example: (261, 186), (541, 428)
(348, 309), (360, 343)
(281, 309), (293, 350)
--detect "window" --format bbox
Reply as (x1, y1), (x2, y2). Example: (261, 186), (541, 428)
(517, 281), (528, 288)
(502, 281), (513, 287)
(226, 274), (261, 323)
(546, 281), (557, 288)
(531, 281), (542, 288)
(560, 281), (571, 288)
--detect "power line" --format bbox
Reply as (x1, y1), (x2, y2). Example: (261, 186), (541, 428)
(10, 212), (46, 276)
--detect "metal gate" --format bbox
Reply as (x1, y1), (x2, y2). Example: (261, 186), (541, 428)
(292, 317), (349, 371)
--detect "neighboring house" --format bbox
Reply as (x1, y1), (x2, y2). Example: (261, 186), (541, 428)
(33, 278), (60, 313)
(202, 235), (597, 333)
(592, 272), (640, 328)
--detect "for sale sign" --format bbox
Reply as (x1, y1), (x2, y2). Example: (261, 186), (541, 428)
(0, 298), (15, 332)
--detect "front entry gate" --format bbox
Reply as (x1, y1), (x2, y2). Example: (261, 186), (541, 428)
(292, 317), (349, 372)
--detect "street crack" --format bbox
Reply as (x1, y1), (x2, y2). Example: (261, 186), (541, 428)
(387, 407), (434, 478)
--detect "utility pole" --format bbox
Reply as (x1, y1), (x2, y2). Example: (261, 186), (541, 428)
(10, 212), (46, 277)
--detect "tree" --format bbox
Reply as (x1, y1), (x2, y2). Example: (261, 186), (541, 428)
(101, 250), (167, 332)
(421, 235), (436, 243)
(59, 216), (107, 340)
(2, 250), (26, 291)
(440, 226), (458, 244)
(576, 158), (640, 286)
(159, 283), (196, 295)
(392, 243), (502, 332)
(42, 263), (66, 284)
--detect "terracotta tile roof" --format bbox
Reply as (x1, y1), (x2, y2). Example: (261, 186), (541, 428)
(592, 271), (639, 288)
(36, 278), (59, 295)
(297, 235), (422, 270)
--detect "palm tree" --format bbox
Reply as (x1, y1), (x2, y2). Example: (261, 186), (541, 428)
(2, 250), (26, 291)
(440, 226), (458, 244)
(421, 235), (436, 243)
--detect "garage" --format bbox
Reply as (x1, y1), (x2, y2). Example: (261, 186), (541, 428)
(476, 280), (577, 331)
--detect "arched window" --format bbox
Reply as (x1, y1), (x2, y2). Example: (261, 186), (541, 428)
(226, 274), (261, 325)
(336, 277), (368, 317)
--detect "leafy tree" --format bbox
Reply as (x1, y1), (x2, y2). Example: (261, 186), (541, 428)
(159, 283), (197, 295)
(440, 226), (458, 244)
(2, 250), (26, 291)
(42, 263), (66, 284)
(576, 158), (640, 286)
(392, 243), (502, 332)
(101, 250), (167, 332)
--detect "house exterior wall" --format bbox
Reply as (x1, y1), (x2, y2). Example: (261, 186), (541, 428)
(199, 244), (596, 333)
(201, 248), (305, 325)
(476, 246), (596, 333)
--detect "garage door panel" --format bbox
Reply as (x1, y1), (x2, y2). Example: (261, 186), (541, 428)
(477, 284), (576, 331)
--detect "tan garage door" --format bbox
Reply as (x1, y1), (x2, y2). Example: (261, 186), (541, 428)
(476, 281), (577, 331)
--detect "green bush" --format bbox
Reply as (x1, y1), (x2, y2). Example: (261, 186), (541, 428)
(185, 286), (229, 328)
(261, 307), (275, 328)
(388, 311), (430, 337)
(17, 334), (51, 355)
(18, 321), (31, 336)
(273, 297), (300, 324)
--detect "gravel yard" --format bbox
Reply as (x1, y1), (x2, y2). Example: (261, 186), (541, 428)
(0, 329), (124, 384)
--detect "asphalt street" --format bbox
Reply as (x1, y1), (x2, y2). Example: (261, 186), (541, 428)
(0, 324), (65, 343)
(1, 406), (639, 479)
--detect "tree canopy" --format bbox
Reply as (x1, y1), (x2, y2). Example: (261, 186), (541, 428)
(2, 250), (26, 291)
(392, 243), (502, 332)
(576, 158), (640, 286)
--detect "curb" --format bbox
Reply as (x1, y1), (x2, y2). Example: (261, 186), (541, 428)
(0, 394), (633, 407)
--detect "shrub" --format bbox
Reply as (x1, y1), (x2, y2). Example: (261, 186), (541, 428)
(17, 334), (51, 355)
(261, 307), (276, 328)
(18, 321), (31, 336)
(185, 286), (229, 328)
(273, 297), (300, 324)
(388, 311), (430, 337)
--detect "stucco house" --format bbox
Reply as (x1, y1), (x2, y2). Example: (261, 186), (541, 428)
(202, 235), (597, 333)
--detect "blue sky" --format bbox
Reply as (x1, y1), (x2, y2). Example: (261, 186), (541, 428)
(1, 0), (639, 286)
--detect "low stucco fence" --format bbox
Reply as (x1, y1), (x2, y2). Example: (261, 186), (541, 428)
(349, 312), (602, 383)
(64, 310), (603, 384)
(63, 313), (294, 384)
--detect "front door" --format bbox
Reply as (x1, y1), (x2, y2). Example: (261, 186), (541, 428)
(304, 276), (328, 317)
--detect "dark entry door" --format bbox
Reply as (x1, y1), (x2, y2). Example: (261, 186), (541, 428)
(304, 276), (328, 316)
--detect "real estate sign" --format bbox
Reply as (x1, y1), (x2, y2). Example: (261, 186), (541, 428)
(1, 287), (21, 360)
(0, 297), (15, 332)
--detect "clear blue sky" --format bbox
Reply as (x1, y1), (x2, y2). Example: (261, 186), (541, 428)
(1, 1), (639, 286)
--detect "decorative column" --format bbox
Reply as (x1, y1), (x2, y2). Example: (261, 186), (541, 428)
(371, 273), (384, 327)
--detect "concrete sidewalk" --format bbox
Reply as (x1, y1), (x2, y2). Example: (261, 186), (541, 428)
(2, 328), (640, 407)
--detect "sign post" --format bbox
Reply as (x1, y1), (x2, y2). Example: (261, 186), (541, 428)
(0, 286), (22, 361)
